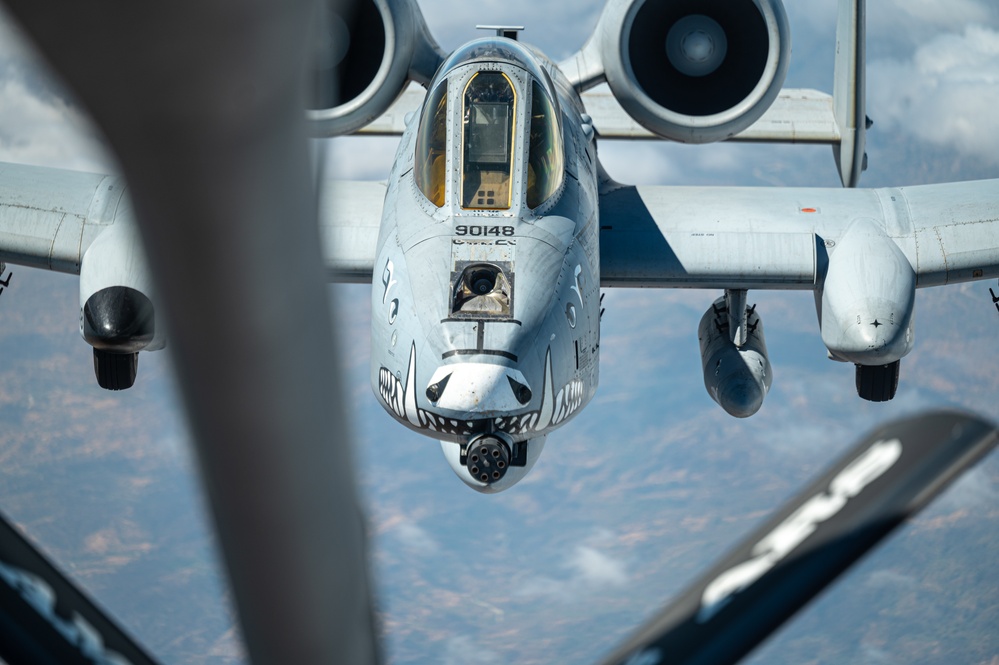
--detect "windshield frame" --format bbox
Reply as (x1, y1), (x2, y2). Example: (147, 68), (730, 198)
(460, 70), (518, 211)
(412, 39), (566, 219)
(414, 79), (449, 208)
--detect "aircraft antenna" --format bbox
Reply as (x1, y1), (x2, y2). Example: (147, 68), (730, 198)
(476, 25), (524, 40)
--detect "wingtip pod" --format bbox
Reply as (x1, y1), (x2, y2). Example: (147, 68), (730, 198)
(306, 0), (445, 137)
(598, 410), (998, 665)
(563, 0), (790, 143)
(818, 218), (915, 367)
(79, 209), (164, 390)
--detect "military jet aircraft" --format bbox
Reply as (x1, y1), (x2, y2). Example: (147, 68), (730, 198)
(0, 3), (994, 662)
(1, 0), (997, 496)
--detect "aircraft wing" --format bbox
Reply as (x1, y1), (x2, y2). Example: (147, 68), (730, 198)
(354, 83), (842, 144)
(0, 161), (124, 275)
(0, 161), (381, 283)
(598, 178), (999, 289)
(318, 179), (383, 283)
(580, 87), (842, 144)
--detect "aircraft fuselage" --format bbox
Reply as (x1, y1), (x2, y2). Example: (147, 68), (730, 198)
(368, 38), (601, 492)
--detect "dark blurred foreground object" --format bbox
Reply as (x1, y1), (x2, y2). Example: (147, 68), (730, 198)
(600, 410), (998, 665)
(0, 509), (160, 665)
(0, 1), (378, 663)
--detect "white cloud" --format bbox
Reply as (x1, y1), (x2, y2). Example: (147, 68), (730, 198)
(598, 141), (683, 186)
(515, 574), (565, 599)
(0, 71), (112, 172)
(861, 0), (998, 54)
(516, 536), (629, 601)
(392, 520), (441, 555)
(865, 568), (918, 590)
(692, 142), (745, 174)
(888, 0), (994, 34)
(0, 15), (114, 172)
(442, 635), (502, 665)
(568, 545), (628, 587)
(910, 24), (999, 77)
(856, 644), (898, 665)
(868, 25), (999, 166)
(323, 135), (400, 181)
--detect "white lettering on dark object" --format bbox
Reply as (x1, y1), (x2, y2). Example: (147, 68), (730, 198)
(696, 438), (903, 622)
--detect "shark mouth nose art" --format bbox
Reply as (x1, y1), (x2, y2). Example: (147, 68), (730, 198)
(424, 362), (531, 415)
(377, 345), (586, 438)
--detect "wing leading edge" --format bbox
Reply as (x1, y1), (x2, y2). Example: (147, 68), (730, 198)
(0, 161), (125, 274)
(598, 177), (999, 289)
(319, 179), (383, 283)
(0, 161), (381, 283)
(354, 84), (845, 145)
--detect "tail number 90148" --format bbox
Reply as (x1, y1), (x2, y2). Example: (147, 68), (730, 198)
(454, 225), (514, 237)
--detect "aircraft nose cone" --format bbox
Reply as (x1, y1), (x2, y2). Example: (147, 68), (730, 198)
(717, 376), (765, 419)
(425, 363), (532, 416)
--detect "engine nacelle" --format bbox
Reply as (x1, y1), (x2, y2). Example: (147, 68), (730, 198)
(818, 218), (916, 365)
(306, 0), (444, 136)
(698, 297), (773, 418)
(579, 0), (790, 143)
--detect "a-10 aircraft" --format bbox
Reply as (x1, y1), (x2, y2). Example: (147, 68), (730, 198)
(0, 0), (997, 494)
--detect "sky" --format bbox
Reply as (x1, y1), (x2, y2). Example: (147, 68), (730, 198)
(0, 1), (998, 664)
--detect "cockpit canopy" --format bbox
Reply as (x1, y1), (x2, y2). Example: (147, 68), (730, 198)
(462, 71), (515, 210)
(414, 81), (448, 207)
(413, 38), (564, 212)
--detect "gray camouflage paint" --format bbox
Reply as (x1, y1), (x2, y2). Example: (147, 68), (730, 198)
(368, 39), (600, 490)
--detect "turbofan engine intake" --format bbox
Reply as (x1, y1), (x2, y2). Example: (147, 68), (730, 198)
(307, 0), (443, 136)
(598, 0), (790, 143)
